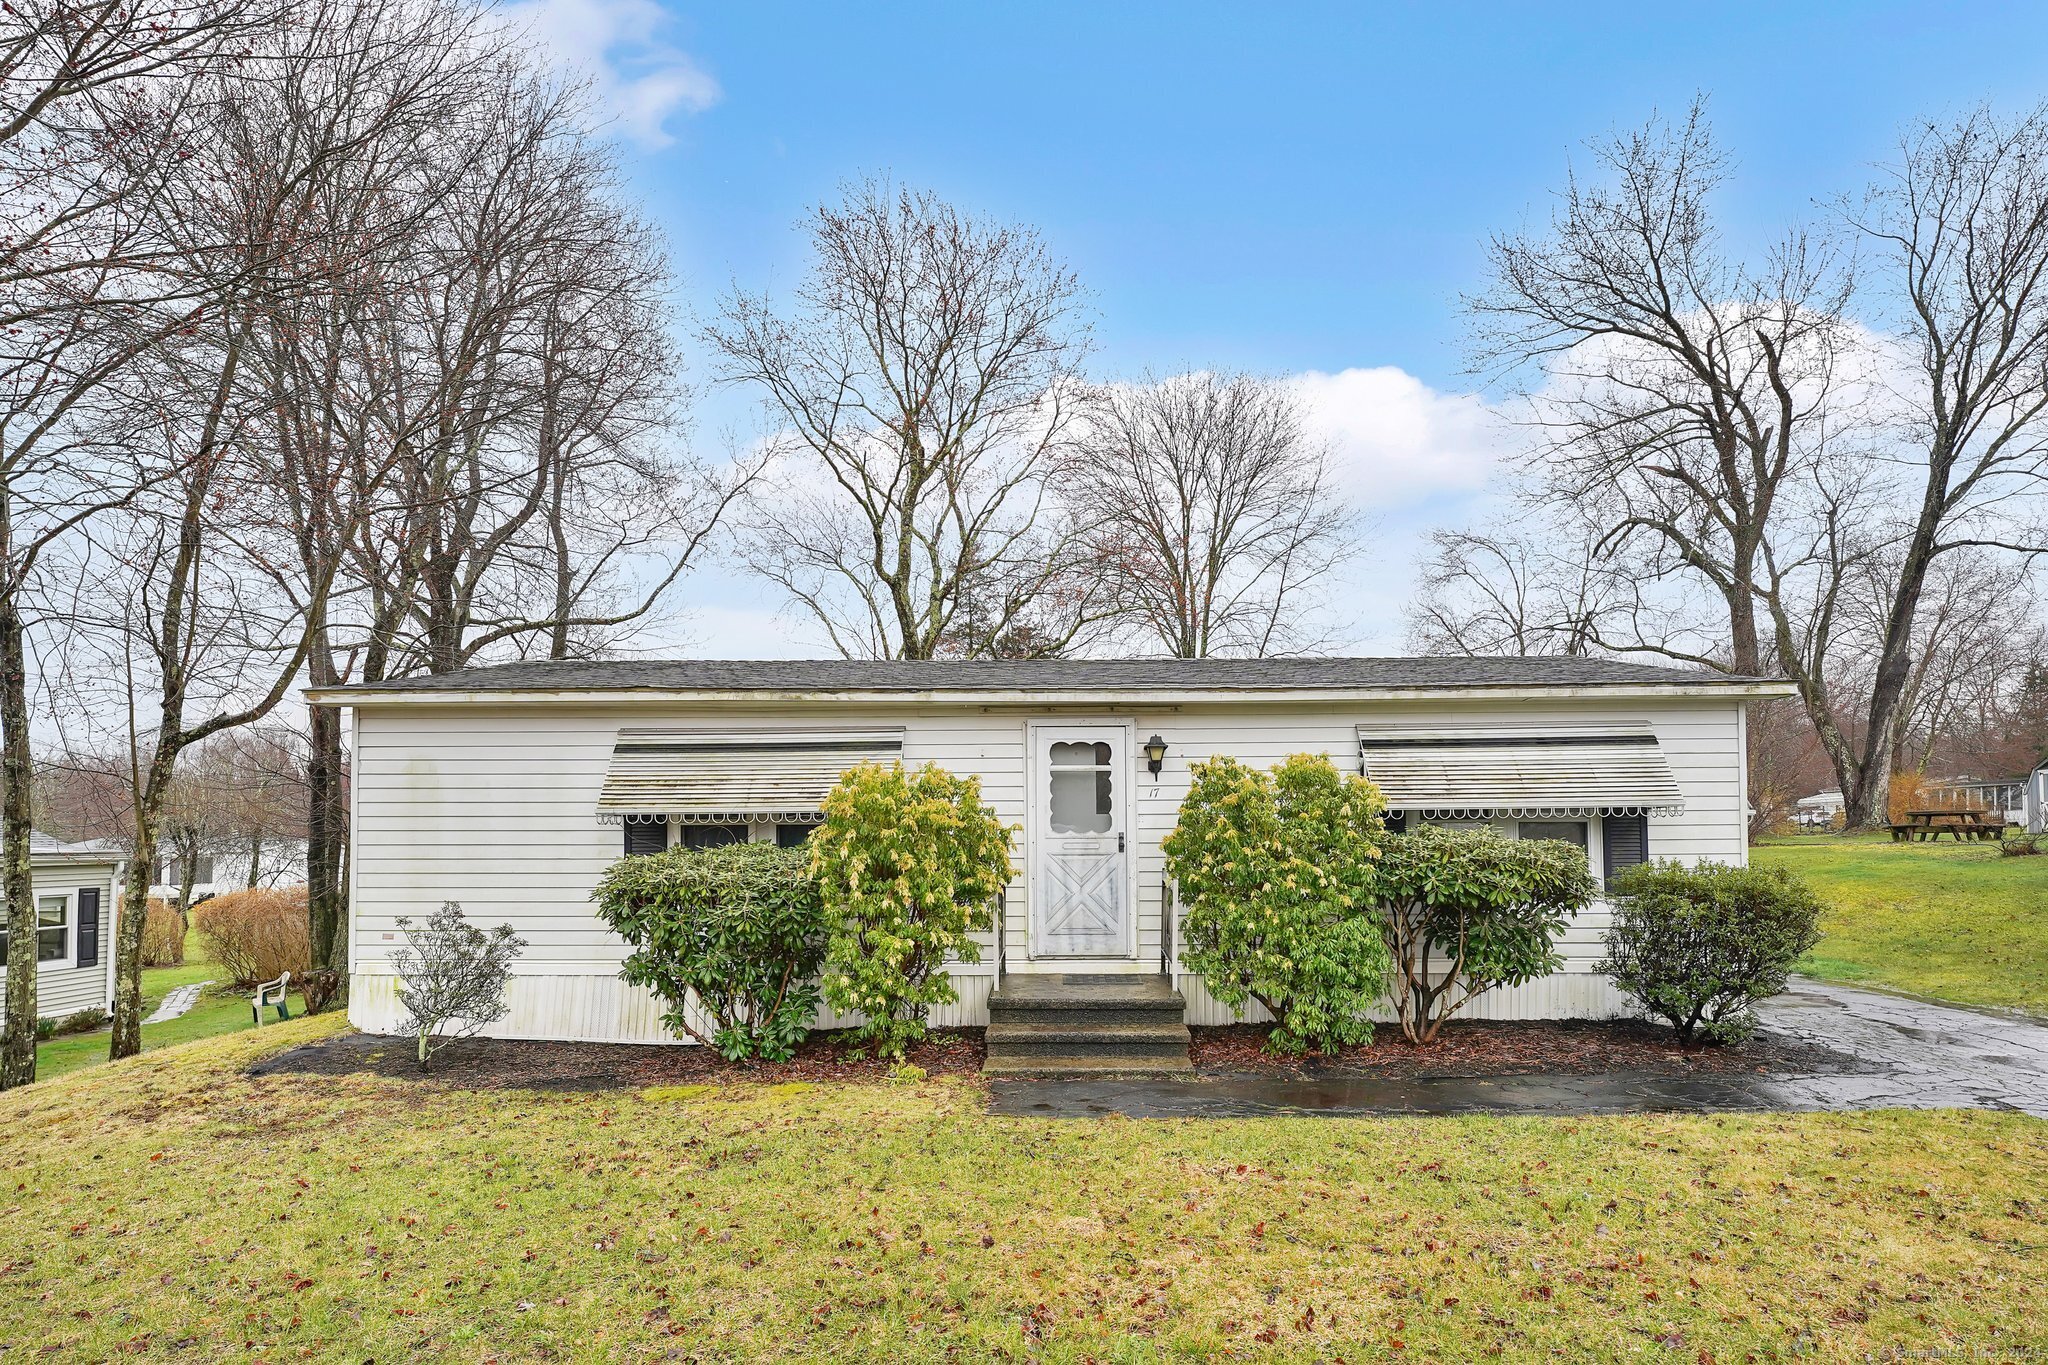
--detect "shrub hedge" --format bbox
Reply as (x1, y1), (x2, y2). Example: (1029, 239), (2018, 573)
(1600, 860), (1823, 1044)
(594, 843), (826, 1062)
(1162, 754), (1391, 1054)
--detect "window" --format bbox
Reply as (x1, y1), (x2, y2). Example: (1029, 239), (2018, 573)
(775, 823), (815, 849)
(622, 818), (668, 856)
(1601, 813), (1649, 880)
(1049, 740), (1113, 834)
(680, 823), (747, 850)
(37, 894), (69, 963)
(1517, 820), (1588, 849)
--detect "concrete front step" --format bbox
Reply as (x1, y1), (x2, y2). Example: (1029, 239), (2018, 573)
(981, 1054), (1195, 1077)
(988, 975), (1188, 1029)
(983, 972), (1191, 1075)
(985, 1021), (1193, 1060)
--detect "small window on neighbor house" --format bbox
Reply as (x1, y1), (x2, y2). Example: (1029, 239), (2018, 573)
(775, 823), (815, 849)
(680, 824), (747, 850)
(1517, 820), (1588, 849)
(36, 894), (68, 963)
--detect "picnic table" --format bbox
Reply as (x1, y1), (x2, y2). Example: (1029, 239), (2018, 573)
(1890, 808), (2008, 842)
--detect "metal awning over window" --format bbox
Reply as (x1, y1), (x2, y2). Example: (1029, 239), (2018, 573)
(596, 729), (905, 824)
(1357, 723), (1684, 819)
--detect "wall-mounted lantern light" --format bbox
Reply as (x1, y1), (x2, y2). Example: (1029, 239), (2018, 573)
(1143, 734), (1169, 777)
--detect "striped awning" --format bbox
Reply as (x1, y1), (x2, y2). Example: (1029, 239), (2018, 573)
(1357, 724), (1684, 818)
(596, 729), (905, 823)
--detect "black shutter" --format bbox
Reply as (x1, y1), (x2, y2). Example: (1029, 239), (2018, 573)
(1601, 814), (1649, 880)
(76, 888), (101, 967)
(622, 819), (667, 856)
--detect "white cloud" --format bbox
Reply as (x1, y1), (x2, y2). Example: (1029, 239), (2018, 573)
(1279, 367), (1524, 651)
(1289, 366), (1515, 510)
(505, 0), (720, 148)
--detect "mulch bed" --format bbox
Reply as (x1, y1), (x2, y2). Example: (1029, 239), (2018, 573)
(1189, 1019), (1862, 1079)
(248, 1027), (988, 1091)
(250, 1016), (1863, 1091)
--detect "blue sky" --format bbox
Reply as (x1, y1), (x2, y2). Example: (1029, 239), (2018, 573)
(515, 0), (2048, 654)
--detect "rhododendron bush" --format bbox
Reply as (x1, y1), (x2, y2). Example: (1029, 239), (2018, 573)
(1162, 754), (1391, 1054)
(810, 762), (1013, 1061)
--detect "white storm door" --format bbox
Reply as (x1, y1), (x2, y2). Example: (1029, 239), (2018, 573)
(1030, 724), (1133, 959)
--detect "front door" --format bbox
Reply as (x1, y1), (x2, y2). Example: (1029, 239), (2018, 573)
(1030, 724), (1132, 958)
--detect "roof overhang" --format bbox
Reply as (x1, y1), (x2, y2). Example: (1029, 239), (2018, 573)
(309, 681), (1799, 708)
(596, 728), (905, 823)
(1359, 722), (1686, 818)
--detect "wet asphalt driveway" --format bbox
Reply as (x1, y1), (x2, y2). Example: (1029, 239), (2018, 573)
(985, 978), (2048, 1120)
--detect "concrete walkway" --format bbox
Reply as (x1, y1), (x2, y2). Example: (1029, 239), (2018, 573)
(987, 978), (2048, 1120)
(142, 981), (211, 1025)
(1750, 977), (2048, 1117)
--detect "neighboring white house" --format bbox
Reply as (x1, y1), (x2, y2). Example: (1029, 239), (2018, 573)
(1, 831), (122, 1021)
(308, 657), (1794, 1044)
(149, 836), (309, 905)
(1794, 789), (1845, 828)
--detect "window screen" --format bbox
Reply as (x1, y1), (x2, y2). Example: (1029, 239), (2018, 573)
(622, 818), (668, 856)
(1517, 820), (1588, 848)
(1602, 813), (1649, 879)
(680, 824), (747, 850)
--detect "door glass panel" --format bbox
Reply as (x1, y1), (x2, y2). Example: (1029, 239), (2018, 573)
(1048, 740), (1113, 834)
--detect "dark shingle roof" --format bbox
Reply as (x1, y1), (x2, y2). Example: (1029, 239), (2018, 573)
(320, 656), (1769, 696)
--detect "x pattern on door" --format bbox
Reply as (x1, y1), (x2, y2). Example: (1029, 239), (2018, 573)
(1040, 850), (1122, 948)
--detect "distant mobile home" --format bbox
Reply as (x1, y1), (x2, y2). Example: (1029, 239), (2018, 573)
(1, 832), (121, 1021)
(308, 658), (1793, 1044)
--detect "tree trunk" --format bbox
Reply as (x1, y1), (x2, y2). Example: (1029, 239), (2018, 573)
(306, 695), (347, 976)
(174, 827), (198, 918)
(109, 740), (179, 1059)
(1848, 525), (1943, 830)
(0, 589), (39, 1089)
(246, 833), (261, 889)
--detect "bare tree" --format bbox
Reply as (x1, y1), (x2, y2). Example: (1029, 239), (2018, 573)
(1468, 99), (1859, 679)
(1835, 105), (2048, 825)
(1406, 509), (1644, 658)
(1061, 372), (1352, 657)
(71, 0), (516, 1059)
(708, 180), (1097, 659)
(285, 66), (743, 975)
(0, 0), (267, 1086)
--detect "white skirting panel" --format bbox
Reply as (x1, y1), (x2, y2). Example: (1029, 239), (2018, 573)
(1175, 970), (1631, 1027)
(348, 971), (998, 1044)
(349, 964), (1624, 1043)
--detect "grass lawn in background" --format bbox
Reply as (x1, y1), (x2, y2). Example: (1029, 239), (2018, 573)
(0, 1016), (2043, 1361)
(33, 930), (262, 1081)
(1753, 834), (2048, 1016)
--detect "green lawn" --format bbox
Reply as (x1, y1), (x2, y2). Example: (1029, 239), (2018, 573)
(34, 935), (260, 1080)
(1, 1017), (2043, 1361)
(1752, 834), (2048, 1016)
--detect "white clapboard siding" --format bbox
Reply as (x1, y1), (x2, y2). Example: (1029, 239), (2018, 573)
(347, 696), (1743, 1043)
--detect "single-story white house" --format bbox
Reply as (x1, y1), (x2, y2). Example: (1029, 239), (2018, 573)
(1, 831), (122, 1021)
(309, 658), (1791, 1046)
